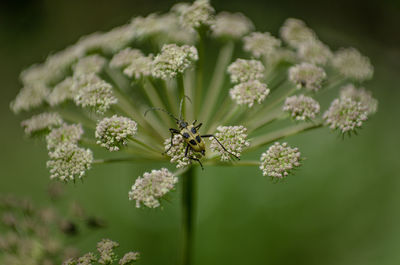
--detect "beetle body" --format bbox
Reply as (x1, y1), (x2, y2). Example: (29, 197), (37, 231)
(145, 98), (239, 169)
(180, 123), (205, 154)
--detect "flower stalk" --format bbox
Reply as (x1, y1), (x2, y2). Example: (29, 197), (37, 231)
(181, 166), (196, 265)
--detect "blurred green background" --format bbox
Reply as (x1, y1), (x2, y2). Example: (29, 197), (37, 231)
(1, 0), (400, 264)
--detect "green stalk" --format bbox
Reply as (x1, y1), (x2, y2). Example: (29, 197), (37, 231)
(93, 156), (166, 164)
(248, 121), (323, 152)
(181, 166), (196, 265)
(200, 41), (234, 122)
(195, 30), (205, 114)
(177, 73), (186, 119)
(143, 78), (173, 128)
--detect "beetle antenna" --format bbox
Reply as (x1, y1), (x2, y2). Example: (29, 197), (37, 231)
(144, 107), (179, 121)
(178, 95), (192, 120)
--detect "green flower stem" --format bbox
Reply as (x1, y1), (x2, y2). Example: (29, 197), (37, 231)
(148, 78), (174, 112)
(111, 87), (165, 141)
(209, 104), (241, 133)
(248, 121), (323, 152)
(204, 96), (231, 133)
(181, 166), (196, 265)
(164, 79), (180, 116)
(318, 75), (347, 96)
(129, 137), (163, 155)
(200, 41), (234, 123)
(246, 110), (286, 133)
(57, 109), (96, 130)
(195, 30), (205, 114)
(204, 159), (259, 167)
(248, 83), (295, 125)
(184, 71), (196, 122)
(143, 78), (173, 128)
(105, 67), (165, 140)
(177, 73), (186, 119)
(80, 137), (98, 147)
(93, 156), (166, 164)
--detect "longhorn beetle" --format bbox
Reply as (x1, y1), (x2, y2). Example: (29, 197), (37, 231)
(145, 98), (239, 169)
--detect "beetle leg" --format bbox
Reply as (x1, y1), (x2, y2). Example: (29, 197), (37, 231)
(164, 128), (181, 154)
(184, 145), (204, 170)
(195, 122), (203, 130)
(201, 134), (240, 160)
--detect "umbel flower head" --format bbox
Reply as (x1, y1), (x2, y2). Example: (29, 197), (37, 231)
(95, 115), (138, 151)
(152, 44), (198, 79)
(46, 123), (84, 150)
(110, 48), (153, 79)
(180, 0), (215, 29)
(128, 168), (178, 208)
(283, 94), (320, 121)
(323, 97), (369, 134)
(340, 84), (378, 114)
(280, 18), (316, 48)
(21, 112), (63, 137)
(332, 47), (374, 81)
(97, 239), (119, 264)
(210, 126), (250, 161)
(297, 39), (332, 65)
(230, 80), (270, 107)
(289, 62), (326, 91)
(212, 12), (254, 39)
(260, 142), (301, 179)
(11, 0), (377, 209)
(73, 74), (118, 114)
(61, 238), (139, 265)
(243, 32), (281, 58)
(227, 58), (264, 83)
(47, 143), (93, 182)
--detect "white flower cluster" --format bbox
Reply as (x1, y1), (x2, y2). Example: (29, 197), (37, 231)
(288, 62), (326, 91)
(212, 12), (254, 39)
(164, 134), (202, 168)
(259, 142), (301, 179)
(47, 143), (93, 182)
(152, 44), (198, 80)
(73, 55), (106, 76)
(298, 39), (332, 65)
(340, 84), (377, 114)
(97, 239), (119, 265)
(76, 253), (97, 265)
(180, 0), (215, 29)
(228, 59), (265, 83)
(228, 59), (269, 107)
(75, 23), (136, 54)
(21, 112), (63, 136)
(323, 97), (369, 133)
(119, 252), (140, 265)
(10, 84), (50, 113)
(283, 94), (320, 121)
(128, 168), (178, 208)
(243, 32), (281, 58)
(47, 77), (74, 107)
(230, 80), (270, 107)
(332, 48), (373, 81)
(73, 74), (118, 114)
(46, 123), (84, 150)
(210, 126), (250, 161)
(280, 18), (316, 48)
(110, 48), (153, 79)
(95, 115), (138, 151)
(132, 13), (196, 44)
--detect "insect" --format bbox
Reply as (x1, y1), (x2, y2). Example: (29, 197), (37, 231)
(145, 98), (239, 169)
